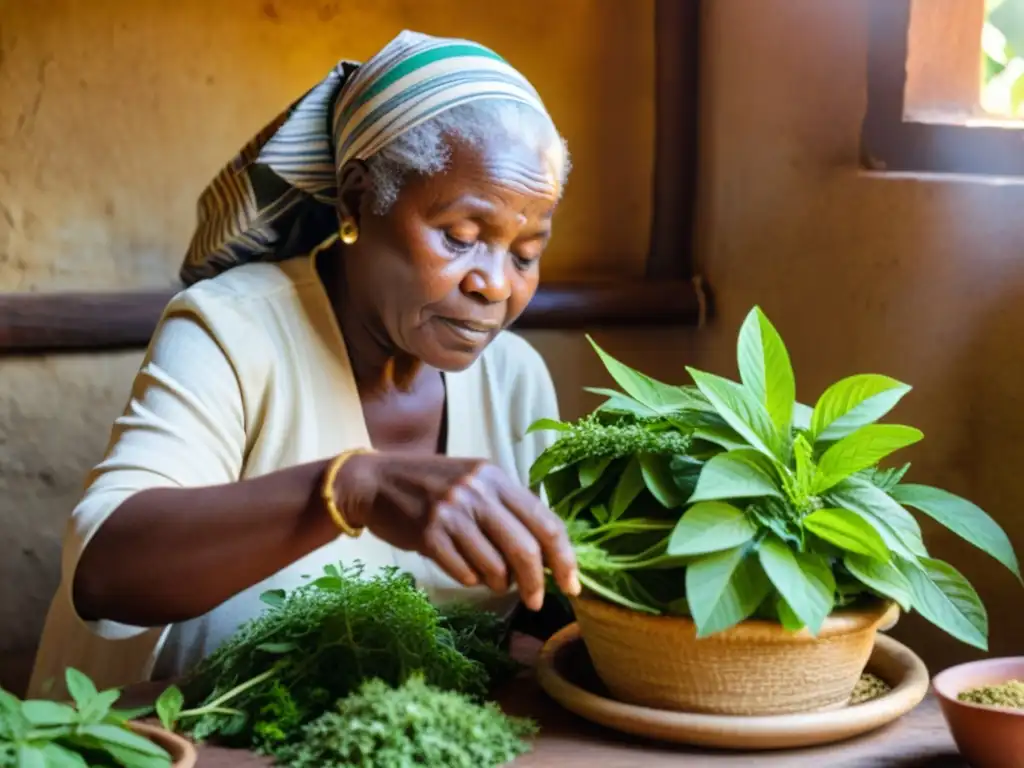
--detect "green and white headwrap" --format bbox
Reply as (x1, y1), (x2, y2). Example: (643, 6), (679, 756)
(180, 30), (551, 285)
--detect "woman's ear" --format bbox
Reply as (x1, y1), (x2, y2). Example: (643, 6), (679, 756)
(336, 159), (371, 224)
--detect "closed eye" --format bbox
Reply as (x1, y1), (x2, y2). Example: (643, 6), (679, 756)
(444, 231), (476, 253)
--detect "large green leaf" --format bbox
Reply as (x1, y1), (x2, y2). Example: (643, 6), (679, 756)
(686, 545), (771, 637)
(757, 538), (835, 634)
(810, 374), (912, 442)
(687, 368), (781, 459)
(40, 744), (89, 768)
(16, 745), (47, 768)
(587, 337), (697, 414)
(639, 453), (685, 508)
(775, 595), (807, 631)
(585, 387), (660, 418)
(542, 466), (580, 508)
(526, 417), (570, 435)
(97, 743), (172, 768)
(802, 507), (890, 560)
(688, 449), (784, 503)
(21, 700), (78, 726)
(529, 444), (573, 488)
(65, 668), (98, 710)
(78, 724), (171, 758)
(693, 424), (749, 452)
(737, 306), (796, 434)
(812, 425), (923, 493)
(579, 456), (614, 488)
(828, 476), (928, 560)
(667, 501), (758, 556)
(610, 457), (645, 520)
(844, 554), (912, 610)
(900, 557), (988, 650)
(669, 455), (704, 501)
(890, 484), (1021, 581)
(792, 402), (814, 431)
(578, 572), (661, 614)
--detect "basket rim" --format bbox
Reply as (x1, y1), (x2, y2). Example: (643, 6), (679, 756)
(571, 595), (898, 640)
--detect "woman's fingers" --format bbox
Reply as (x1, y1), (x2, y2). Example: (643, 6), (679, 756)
(474, 503), (547, 611)
(422, 527), (479, 588)
(443, 504), (510, 593)
(496, 478), (580, 599)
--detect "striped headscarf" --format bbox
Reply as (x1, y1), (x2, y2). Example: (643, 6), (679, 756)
(180, 30), (551, 285)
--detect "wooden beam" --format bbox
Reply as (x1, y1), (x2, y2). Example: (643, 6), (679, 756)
(647, 0), (701, 280)
(0, 280), (705, 355)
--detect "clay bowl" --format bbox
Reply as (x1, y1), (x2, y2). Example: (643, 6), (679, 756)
(129, 722), (198, 768)
(932, 657), (1024, 767)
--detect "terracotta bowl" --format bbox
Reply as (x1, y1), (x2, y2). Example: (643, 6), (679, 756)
(129, 722), (198, 768)
(932, 657), (1024, 767)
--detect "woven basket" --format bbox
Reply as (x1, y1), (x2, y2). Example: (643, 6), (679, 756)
(572, 596), (898, 716)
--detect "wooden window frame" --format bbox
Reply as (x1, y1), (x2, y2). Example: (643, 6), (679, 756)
(0, 0), (707, 356)
(863, 0), (1024, 176)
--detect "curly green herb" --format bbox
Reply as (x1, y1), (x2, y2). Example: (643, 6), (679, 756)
(272, 675), (536, 768)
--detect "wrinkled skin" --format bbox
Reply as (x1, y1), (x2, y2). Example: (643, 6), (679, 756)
(324, 133), (579, 611)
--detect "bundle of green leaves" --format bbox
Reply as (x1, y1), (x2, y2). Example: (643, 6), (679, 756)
(272, 675), (536, 768)
(156, 562), (520, 753)
(0, 668), (168, 768)
(530, 306), (1021, 649)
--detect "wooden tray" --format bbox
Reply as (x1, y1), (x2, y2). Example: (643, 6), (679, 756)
(536, 622), (930, 751)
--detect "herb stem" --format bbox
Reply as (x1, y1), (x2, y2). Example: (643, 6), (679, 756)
(577, 572), (660, 614)
(179, 705), (244, 718)
(177, 665), (280, 722)
(611, 553), (684, 569)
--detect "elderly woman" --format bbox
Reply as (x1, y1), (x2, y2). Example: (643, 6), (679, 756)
(29, 30), (580, 698)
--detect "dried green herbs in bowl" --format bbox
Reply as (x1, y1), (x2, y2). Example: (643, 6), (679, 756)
(934, 657), (1024, 765)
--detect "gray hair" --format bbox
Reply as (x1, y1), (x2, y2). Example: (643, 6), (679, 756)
(364, 99), (571, 215)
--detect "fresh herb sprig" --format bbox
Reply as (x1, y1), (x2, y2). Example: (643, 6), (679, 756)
(155, 562), (518, 753)
(0, 668), (167, 768)
(530, 306), (1021, 649)
(271, 675), (536, 768)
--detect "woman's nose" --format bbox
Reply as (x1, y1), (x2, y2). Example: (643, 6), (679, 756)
(460, 250), (512, 303)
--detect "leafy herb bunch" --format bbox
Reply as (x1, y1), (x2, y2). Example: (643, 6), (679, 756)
(1, 668), (170, 768)
(156, 562), (520, 753)
(530, 306), (1020, 649)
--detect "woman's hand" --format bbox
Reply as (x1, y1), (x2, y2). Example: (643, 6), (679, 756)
(336, 452), (580, 611)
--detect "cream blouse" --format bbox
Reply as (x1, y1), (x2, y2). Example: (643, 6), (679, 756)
(28, 255), (560, 699)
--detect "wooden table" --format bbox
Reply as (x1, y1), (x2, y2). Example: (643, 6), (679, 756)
(126, 636), (966, 767)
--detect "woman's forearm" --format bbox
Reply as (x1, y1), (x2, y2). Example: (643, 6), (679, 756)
(72, 460), (341, 627)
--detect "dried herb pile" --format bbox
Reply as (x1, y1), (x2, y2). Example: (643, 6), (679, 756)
(156, 562), (532, 766)
(957, 679), (1024, 709)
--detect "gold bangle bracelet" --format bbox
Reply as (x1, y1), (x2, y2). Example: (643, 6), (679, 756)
(321, 449), (370, 538)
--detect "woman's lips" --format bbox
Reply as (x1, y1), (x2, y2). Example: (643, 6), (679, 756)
(435, 316), (500, 345)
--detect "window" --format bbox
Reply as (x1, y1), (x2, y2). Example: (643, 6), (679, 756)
(981, 0), (1024, 119)
(862, 0), (1024, 175)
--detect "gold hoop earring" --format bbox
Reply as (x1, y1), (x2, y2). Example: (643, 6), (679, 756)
(339, 216), (359, 245)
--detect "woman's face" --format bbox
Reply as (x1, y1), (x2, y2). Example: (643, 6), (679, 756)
(342, 133), (562, 372)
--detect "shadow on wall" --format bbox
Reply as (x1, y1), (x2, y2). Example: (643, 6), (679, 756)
(911, 271), (1024, 666)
